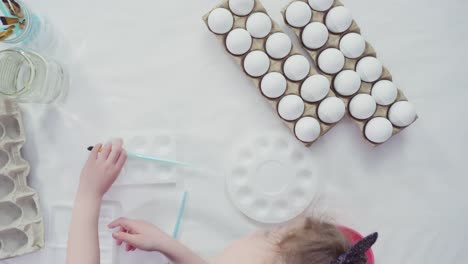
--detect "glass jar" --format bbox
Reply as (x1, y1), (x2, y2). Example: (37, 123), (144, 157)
(0, 1), (37, 44)
(0, 48), (68, 103)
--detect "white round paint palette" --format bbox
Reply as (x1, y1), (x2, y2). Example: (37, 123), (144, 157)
(227, 135), (318, 223)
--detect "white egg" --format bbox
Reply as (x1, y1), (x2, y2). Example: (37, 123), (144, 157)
(295, 116), (321, 143)
(278, 95), (305, 121)
(349, 94), (376, 120)
(371, 80), (398, 106)
(226, 28), (252, 55)
(302, 22), (329, 50)
(283, 55), (310, 81)
(229, 0), (255, 16)
(208, 8), (234, 34)
(265, 33), (292, 59)
(365, 117), (393, 143)
(388, 101), (417, 127)
(356, 56), (383, 82)
(340, 33), (366, 59)
(308, 0), (334, 11)
(317, 97), (345, 123)
(318, 48), (345, 74)
(325, 6), (353, 33)
(246, 12), (272, 38)
(243, 50), (270, 77)
(285, 1), (312, 28)
(261, 72), (287, 99)
(334, 70), (361, 96)
(300, 75), (330, 102)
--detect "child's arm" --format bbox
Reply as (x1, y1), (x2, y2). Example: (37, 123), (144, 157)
(66, 140), (127, 264)
(109, 217), (208, 264)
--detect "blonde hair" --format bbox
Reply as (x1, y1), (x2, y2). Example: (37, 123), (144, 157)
(277, 218), (366, 264)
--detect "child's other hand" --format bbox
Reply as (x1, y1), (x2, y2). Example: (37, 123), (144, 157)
(109, 217), (173, 252)
(78, 139), (127, 199)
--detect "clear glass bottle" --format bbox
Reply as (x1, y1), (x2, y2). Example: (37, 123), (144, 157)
(0, 48), (68, 103)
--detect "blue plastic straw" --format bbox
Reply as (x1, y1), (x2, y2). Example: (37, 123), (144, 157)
(172, 191), (188, 239)
(166, 191), (187, 264)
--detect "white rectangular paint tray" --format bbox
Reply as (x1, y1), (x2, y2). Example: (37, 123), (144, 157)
(107, 133), (178, 186)
(48, 200), (121, 264)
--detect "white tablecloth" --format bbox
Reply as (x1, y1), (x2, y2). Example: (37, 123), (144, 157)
(1, 0), (467, 263)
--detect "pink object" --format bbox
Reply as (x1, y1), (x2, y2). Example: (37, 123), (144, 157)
(338, 226), (375, 264)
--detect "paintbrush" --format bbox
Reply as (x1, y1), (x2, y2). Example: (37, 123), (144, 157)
(87, 146), (191, 167)
(0, 16), (19, 25)
(172, 191), (188, 238)
(19, 19), (25, 29)
(0, 26), (13, 40)
(2, 0), (22, 17)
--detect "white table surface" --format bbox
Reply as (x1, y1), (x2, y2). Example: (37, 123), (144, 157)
(1, 0), (468, 263)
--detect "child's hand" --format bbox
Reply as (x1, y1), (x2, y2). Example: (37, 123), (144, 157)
(109, 217), (174, 252)
(78, 139), (127, 199)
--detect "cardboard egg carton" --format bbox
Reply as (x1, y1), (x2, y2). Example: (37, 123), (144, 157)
(0, 100), (44, 259)
(203, 0), (342, 146)
(282, 0), (417, 144)
(204, 0), (416, 146)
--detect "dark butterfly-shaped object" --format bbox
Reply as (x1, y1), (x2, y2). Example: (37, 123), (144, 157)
(330, 232), (378, 264)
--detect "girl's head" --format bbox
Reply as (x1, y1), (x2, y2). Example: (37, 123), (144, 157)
(277, 218), (377, 264)
(214, 217), (377, 264)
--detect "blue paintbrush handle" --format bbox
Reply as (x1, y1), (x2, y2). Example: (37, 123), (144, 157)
(127, 152), (191, 167)
(87, 145), (191, 166)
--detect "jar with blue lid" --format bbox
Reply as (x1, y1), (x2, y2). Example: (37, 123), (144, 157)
(0, 0), (38, 44)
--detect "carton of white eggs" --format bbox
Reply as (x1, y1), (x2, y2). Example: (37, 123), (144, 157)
(204, 0), (416, 146)
(0, 100), (44, 259)
(204, 0), (347, 145)
(283, 0), (417, 144)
